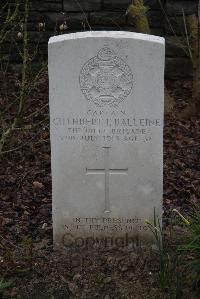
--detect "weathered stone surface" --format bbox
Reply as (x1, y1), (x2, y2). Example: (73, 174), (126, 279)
(103, 0), (130, 10)
(66, 13), (91, 30)
(166, 36), (188, 58)
(64, 0), (101, 12)
(3, 0), (196, 79)
(48, 31), (164, 247)
(87, 26), (134, 33)
(127, 11), (163, 28)
(166, 0), (198, 16)
(89, 12), (126, 27)
(144, 0), (161, 9)
(28, 1), (62, 12)
(45, 12), (89, 31)
(147, 11), (164, 28)
(103, 0), (160, 10)
(127, 27), (164, 37)
(23, 12), (89, 31)
(165, 57), (193, 78)
(165, 16), (186, 35)
(150, 28), (164, 36)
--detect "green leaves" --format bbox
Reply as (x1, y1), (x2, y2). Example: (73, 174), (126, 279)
(173, 209), (191, 226)
(0, 278), (12, 294)
(127, 1), (149, 18)
(126, 1), (150, 34)
(176, 206), (200, 279)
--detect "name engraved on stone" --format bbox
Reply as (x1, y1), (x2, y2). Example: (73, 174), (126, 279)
(49, 31), (165, 246)
(79, 47), (133, 108)
(86, 147), (128, 213)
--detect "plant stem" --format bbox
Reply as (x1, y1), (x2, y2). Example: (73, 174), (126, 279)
(0, 0), (29, 155)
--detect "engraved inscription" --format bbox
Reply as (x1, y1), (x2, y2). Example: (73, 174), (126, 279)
(63, 217), (149, 235)
(52, 114), (161, 144)
(79, 47), (133, 107)
(86, 147), (128, 213)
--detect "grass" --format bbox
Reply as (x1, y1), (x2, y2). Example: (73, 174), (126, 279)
(146, 209), (182, 298)
(174, 206), (200, 281)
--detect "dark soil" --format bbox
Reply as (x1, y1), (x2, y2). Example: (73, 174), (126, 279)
(0, 75), (199, 298)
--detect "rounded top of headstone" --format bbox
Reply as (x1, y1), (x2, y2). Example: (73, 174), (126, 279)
(48, 31), (165, 46)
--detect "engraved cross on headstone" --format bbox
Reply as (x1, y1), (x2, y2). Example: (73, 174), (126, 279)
(86, 147), (128, 213)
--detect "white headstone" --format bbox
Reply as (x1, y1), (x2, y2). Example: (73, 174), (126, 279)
(48, 31), (165, 248)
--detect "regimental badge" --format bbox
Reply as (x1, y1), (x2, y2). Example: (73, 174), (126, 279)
(79, 47), (133, 108)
